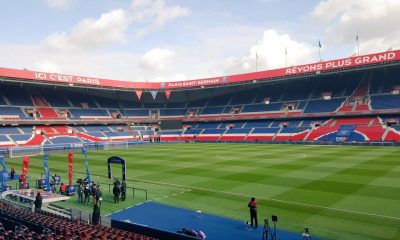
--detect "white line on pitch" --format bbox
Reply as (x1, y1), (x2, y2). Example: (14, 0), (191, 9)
(133, 178), (400, 222)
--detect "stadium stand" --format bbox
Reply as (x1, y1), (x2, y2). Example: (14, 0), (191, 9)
(0, 201), (155, 240)
(0, 50), (400, 149)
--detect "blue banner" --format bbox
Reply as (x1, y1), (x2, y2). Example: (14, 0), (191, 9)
(43, 155), (50, 192)
(82, 147), (90, 183)
(0, 156), (8, 191)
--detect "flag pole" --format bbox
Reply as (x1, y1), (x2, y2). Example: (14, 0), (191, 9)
(318, 41), (322, 62)
(356, 34), (360, 56)
(285, 47), (288, 68)
(256, 53), (258, 72)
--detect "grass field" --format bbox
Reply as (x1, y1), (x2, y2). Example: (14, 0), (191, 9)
(6, 143), (400, 240)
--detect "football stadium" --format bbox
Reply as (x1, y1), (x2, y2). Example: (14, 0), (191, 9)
(1, 1), (400, 240)
(0, 49), (400, 240)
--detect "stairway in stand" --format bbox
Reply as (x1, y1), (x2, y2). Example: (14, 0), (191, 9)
(31, 90), (65, 120)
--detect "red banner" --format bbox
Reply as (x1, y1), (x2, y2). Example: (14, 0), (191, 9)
(21, 156), (30, 186)
(165, 90), (172, 99)
(68, 152), (73, 186)
(0, 50), (398, 90)
(135, 90), (143, 100)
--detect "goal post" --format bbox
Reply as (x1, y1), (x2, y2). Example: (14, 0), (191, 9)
(9, 146), (43, 158)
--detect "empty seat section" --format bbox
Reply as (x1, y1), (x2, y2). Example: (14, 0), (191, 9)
(207, 94), (232, 106)
(247, 128), (279, 141)
(66, 92), (96, 108)
(274, 127), (310, 141)
(83, 125), (111, 132)
(245, 120), (272, 128)
(69, 109), (110, 118)
(9, 134), (32, 143)
(270, 120), (301, 128)
(303, 98), (344, 113)
(196, 122), (221, 129)
(306, 126), (340, 140)
(254, 85), (282, 103)
(2, 85), (33, 106)
(188, 98), (208, 107)
(220, 128), (251, 141)
(120, 100), (142, 108)
(159, 109), (186, 116)
(384, 126), (400, 141)
(0, 107), (29, 119)
(219, 122), (246, 129)
(143, 102), (165, 108)
(197, 128), (225, 141)
(230, 89), (257, 104)
(371, 95), (400, 109)
(95, 97), (120, 108)
(242, 103), (282, 113)
(201, 107), (225, 115)
(49, 136), (82, 144)
(355, 125), (385, 141)
(160, 130), (182, 141)
(281, 80), (314, 101)
(38, 88), (70, 107)
(0, 93), (7, 106)
(335, 118), (371, 126)
(0, 127), (21, 134)
(166, 102), (186, 108)
(123, 109), (149, 117)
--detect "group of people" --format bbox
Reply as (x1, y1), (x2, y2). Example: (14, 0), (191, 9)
(77, 181), (103, 206)
(112, 179), (126, 203)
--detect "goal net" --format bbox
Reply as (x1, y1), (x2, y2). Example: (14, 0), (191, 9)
(9, 146), (44, 158)
(103, 141), (129, 151)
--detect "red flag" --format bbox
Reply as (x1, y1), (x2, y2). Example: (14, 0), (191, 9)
(21, 156), (30, 186)
(135, 90), (143, 100)
(68, 152), (73, 186)
(165, 90), (172, 99)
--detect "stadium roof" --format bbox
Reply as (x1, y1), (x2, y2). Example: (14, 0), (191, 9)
(0, 50), (399, 91)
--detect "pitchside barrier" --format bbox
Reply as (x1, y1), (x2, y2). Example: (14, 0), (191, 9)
(100, 182), (148, 201)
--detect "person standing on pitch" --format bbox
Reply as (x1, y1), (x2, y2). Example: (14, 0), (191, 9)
(34, 192), (43, 212)
(248, 197), (258, 228)
(121, 180), (126, 201)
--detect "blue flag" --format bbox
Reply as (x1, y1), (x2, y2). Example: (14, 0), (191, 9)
(82, 147), (90, 183)
(43, 155), (51, 192)
(0, 156), (8, 191)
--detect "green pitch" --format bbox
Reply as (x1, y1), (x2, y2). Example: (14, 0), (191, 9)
(6, 143), (400, 240)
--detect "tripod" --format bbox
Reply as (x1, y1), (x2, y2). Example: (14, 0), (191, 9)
(261, 218), (277, 240)
(261, 219), (272, 240)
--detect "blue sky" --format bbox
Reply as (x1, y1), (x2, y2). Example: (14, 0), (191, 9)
(0, 0), (398, 82)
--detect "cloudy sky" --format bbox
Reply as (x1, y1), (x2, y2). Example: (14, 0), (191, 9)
(0, 0), (398, 82)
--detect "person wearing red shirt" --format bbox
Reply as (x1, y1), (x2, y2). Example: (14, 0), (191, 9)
(248, 197), (258, 228)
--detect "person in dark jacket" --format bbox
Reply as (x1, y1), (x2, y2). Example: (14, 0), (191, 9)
(84, 185), (90, 204)
(121, 180), (126, 201)
(10, 166), (15, 180)
(248, 197), (258, 228)
(113, 185), (120, 203)
(34, 192), (43, 212)
(92, 204), (101, 225)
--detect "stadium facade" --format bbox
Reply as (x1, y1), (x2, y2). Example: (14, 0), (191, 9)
(0, 50), (400, 151)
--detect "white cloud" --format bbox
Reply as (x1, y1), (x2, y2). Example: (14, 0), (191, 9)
(141, 48), (175, 70)
(131, 0), (191, 37)
(311, 0), (400, 54)
(222, 30), (318, 74)
(46, 0), (72, 9)
(45, 9), (129, 50)
(44, 0), (191, 50)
